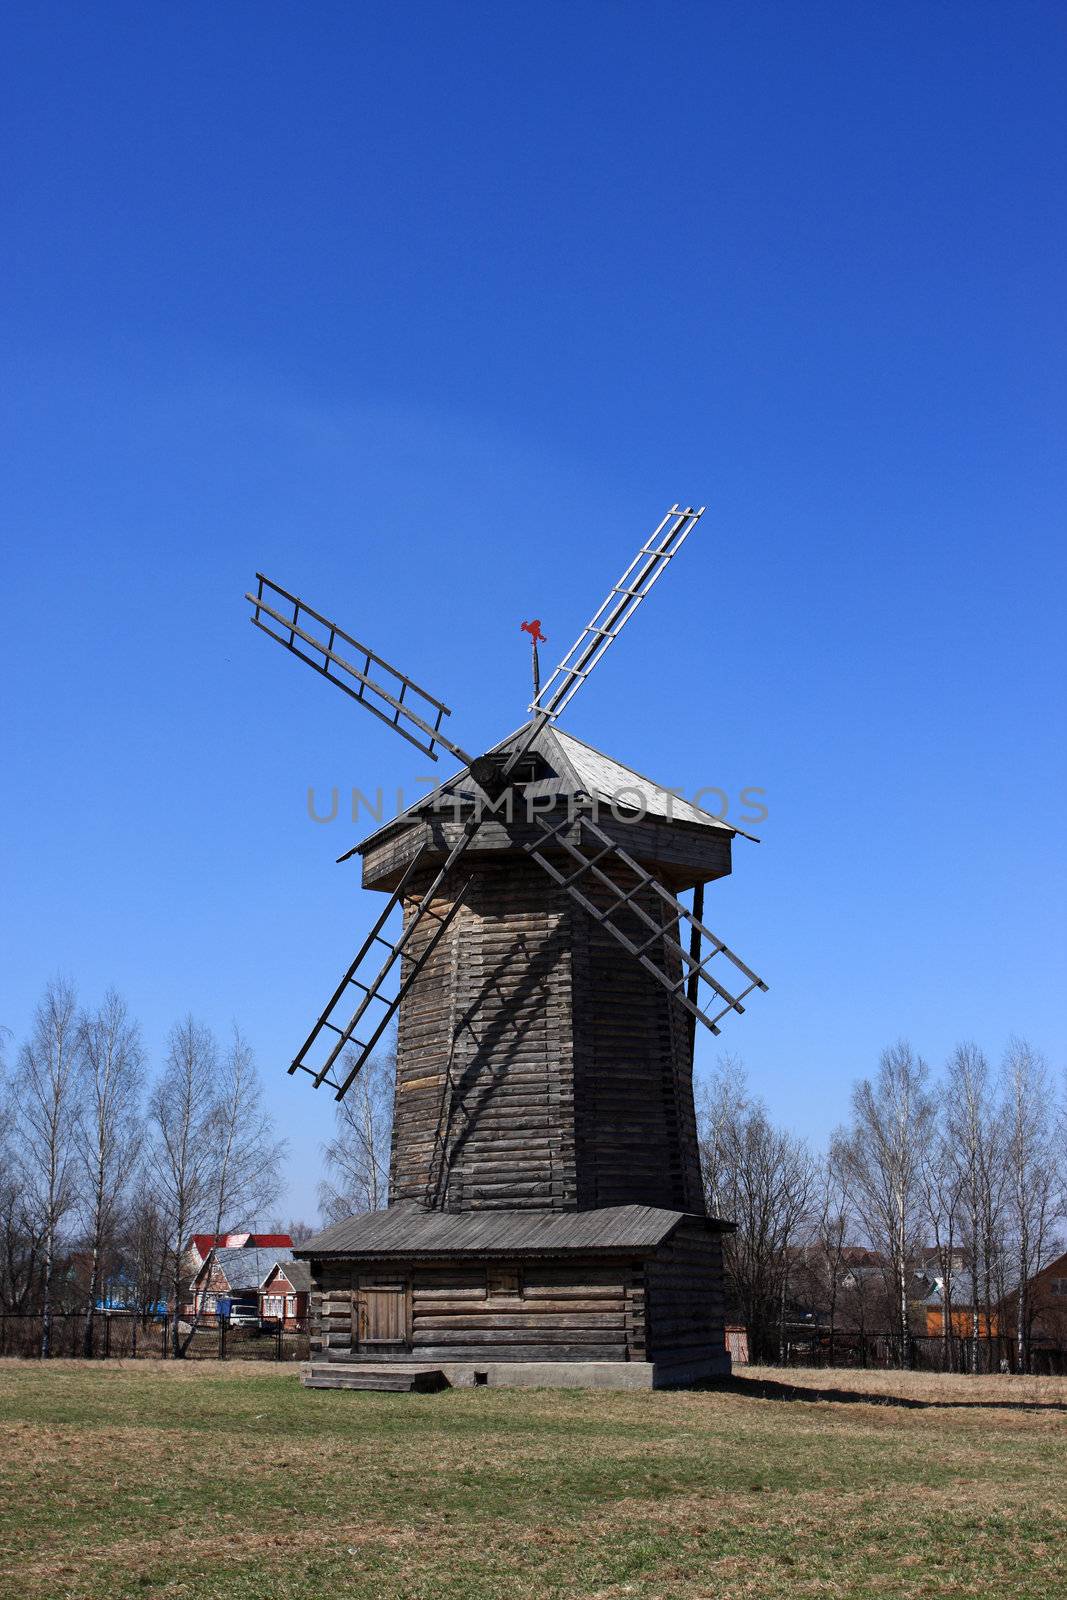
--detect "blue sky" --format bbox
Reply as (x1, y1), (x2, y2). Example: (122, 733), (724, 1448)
(2, 2), (1065, 1219)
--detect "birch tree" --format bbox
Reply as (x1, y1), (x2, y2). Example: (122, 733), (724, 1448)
(76, 990), (145, 1355)
(0, 1033), (43, 1313)
(943, 1042), (1004, 1372)
(699, 1064), (815, 1364)
(147, 1017), (219, 1355)
(1002, 1037), (1059, 1372)
(319, 1045), (395, 1223)
(809, 1150), (853, 1366)
(835, 1041), (934, 1366)
(13, 980), (83, 1356)
(920, 1078), (965, 1369)
(124, 1180), (170, 1325)
(206, 1026), (285, 1239)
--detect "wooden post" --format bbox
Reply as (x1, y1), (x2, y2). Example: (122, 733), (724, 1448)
(686, 882), (704, 1066)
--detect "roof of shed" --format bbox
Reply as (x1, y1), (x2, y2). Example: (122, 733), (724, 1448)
(295, 1202), (731, 1259)
(348, 720), (744, 858)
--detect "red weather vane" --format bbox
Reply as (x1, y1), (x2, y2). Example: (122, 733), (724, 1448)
(520, 619), (548, 646)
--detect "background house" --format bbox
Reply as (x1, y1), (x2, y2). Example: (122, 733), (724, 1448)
(919, 1269), (999, 1339)
(189, 1246), (294, 1322)
(259, 1259), (310, 1329)
(182, 1232), (292, 1279)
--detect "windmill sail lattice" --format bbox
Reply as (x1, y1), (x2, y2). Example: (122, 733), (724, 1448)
(246, 574), (470, 764)
(288, 820), (481, 1097)
(531, 505), (704, 718)
(526, 811), (767, 1035)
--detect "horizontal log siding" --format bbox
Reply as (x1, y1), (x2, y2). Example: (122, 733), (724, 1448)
(308, 1255), (648, 1363)
(360, 806), (732, 896)
(308, 1260), (352, 1357)
(642, 1222), (728, 1372)
(359, 802), (725, 1218)
(408, 1259), (636, 1362)
(391, 861), (576, 1212)
(571, 861), (705, 1214)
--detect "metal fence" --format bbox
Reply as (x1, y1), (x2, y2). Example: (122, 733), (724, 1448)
(775, 1329), (1067, 1376)
(0, 1311), (310, 1363)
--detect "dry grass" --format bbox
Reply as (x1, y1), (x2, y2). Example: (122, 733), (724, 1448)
(743, 1363), (1067, 1406)
(0, 1360), (1063, 1599)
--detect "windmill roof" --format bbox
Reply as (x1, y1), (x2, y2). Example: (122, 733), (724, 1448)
(295, 1202), (733, 1258)
(349, 720), (744, 856)
(527, 727), (737, 831)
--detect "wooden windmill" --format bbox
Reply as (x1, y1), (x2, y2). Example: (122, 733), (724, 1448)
(245, 505), (767, 1389)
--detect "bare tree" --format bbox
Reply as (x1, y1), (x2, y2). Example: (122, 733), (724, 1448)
(920, 1077), (966, 1371)
(1002, 1037), (1060, 1372)
(123, 1179), (170, 1326)
(318, 1046), (394, 1224)
(76, 990), (145, 1355)
(835, 1041), (934, 1366)
(698, 1062), (815, 1364)
(12, 980), (83, 1356)
(0, 1032), (43, 1314)
(147, 1017), (219, 1356)
(206, 1027), (285, 1239)
(942, 1042), (1004, 1372)
(268, 1218), (317, 1244)
(808, 1150), (853, 1367)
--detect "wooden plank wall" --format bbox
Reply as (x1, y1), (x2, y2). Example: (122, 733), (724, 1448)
(308, 1255), (646, 1363)
(388, 851), (707, 1216)
(391, 861), (576, 1211)
(571, 862), (706, 1214)
(642, 1223), (728, 1374)
(308, 1260), (354, 1358)
(360, 806), (732, 897)
(408, 1260), (633, 1362)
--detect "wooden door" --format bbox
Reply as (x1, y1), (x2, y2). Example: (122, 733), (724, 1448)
(354, 1280), (410, 1349)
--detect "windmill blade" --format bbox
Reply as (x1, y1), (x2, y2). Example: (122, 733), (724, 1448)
(532, 504), (704, 720)
(246, 573), (472, 765)
(289, 814), (484, 1099)
(525, 810), (767, 1036)
(289, 736), (566, 1101)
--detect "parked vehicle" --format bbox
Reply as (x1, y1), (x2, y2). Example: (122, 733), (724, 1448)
(226, 1303), (260, 1329)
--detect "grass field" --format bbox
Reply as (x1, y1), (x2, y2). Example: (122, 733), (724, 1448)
(1, 1361), (1064, 1599)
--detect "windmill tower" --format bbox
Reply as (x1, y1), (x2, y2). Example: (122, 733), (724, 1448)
(245, 506), (767, 1388)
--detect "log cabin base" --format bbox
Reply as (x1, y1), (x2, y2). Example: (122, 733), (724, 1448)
(298, 1204), (733, 1388)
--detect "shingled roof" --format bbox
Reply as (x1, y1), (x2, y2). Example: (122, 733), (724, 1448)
(261, 1257), (311, 1293)
(296, 1202), (732, 1259)
(205, 1245), (294, 1294)
(347, 719), (745, 859)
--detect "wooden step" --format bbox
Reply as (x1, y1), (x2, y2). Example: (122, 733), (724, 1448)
(301, 1363), (448, 1392)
